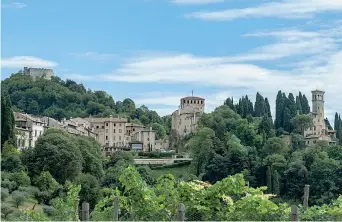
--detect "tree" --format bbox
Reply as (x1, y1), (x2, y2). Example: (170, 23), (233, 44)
(152, 123), (166, 140)
(187, 127), (215, 177)
(261, 137), (288, 156)
(291, 114), (314, 135)
(137, 165), (156, 185)
(258, 115), (273, 138)
(254, 92), (266, 117)
(1, 91), (15, 147)
(1, 188), (9, 201)
(224, 97), (235, 111)
(296, 96), (302, 115)
(275, 91), (285, 130)
(335, 113), (341, 139)
(7, 171), (31, 188)
(1, 203), (15, 219)
(264, 98), (272, 118)
(107, 150), (134, 168)
(287, 93), (297, 118)
(74, 173), (100, 210)
(272, 170), (280, 195)
(12, 191), (27, 208)
(21, 129), (83, 183)
(33, 171), (61, 195)
(301, 94), (311, 114)
(282, 107), (292, 133)
(266, 166), (272, 193)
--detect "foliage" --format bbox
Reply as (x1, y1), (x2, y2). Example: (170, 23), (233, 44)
(51, 183), (81, 221)
(107, 150), (134, 168)
(301, 195), (342, 221)
(1, 203), (15, 219)
(12, 190), (27, 208)
(1, 90), (15, 147)
(1, 179), (18, 193)
(1, 188), (9, 201)
(74, 173), (100, 210)
(137, 165), (156, 185)
(137, 151), (175, 158)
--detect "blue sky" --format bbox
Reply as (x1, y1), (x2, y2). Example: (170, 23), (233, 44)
(1, 0), (342, 122)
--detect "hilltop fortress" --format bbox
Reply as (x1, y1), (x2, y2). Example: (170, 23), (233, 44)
(23, 67), (54, 80)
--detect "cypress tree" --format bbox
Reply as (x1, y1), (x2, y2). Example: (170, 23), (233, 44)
(275, 90), (284, 129)
(266, 166), (272, 193)
(301, 94), (311, 114)
(296, 96), (302, 115)
(224, 97), (235, 111)
(288, 93), (297, 118)
(272, 170), (280, 195)
(259, 115), (273, 138)
(334, 112), (339, 136)
(1, 92), (15, 148)
(283, 107), (292, 133)
(254, 92), (266, 117)
(265, 97), (272, 118)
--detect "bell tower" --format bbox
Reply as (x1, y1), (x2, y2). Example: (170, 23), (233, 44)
(311, 90), (325, 118)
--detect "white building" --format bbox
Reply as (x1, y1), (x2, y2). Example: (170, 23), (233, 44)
(304, 90), (337, 146)
(14, 112), (45, 149)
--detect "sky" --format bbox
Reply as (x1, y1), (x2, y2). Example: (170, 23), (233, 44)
(1, 0), (342, 122)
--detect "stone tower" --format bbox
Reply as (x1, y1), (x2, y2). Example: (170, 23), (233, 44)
(311, 90), (325, 134)
(311, 90), (325, 119)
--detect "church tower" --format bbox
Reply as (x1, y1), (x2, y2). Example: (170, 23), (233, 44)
(311, 90), (325, 118)
(311, 90), (325, 134)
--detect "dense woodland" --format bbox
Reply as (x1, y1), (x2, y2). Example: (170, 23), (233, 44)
(1, 74), (342, 221)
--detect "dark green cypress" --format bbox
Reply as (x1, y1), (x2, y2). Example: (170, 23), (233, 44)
(266, 166), (272, 193)
(301, 94), (311, 114)
(275, 90), (284, 130)
(296, 96), (302, 115)
(254, 92), (266, 117)
(283, 107), (292, 133)
(334, 113), (339, 138)
(224, 97), (235, 111)
(288, 93), (297, 118)
(1, 91), (16, 148)
(272, 170), (280, 195)
(265, 97), (272, 118)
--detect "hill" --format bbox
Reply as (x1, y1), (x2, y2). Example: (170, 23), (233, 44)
(1, 73), (171, 135)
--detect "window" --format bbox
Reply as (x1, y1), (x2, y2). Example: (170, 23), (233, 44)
(133, 128), (135, 131)
(114, 136), (116, 140)
(201, 100), (203, 104)
(96, 126), (99, 129)
(119, 136), (121, 141)
(313, 140), (316, 144)
(102, 126), (104, 129)
(147, 138), (149, 141)
(106, 129), (108, 133)
(40, 131), (42, 136)
(35, 130), (37, 136)
(106, 123), (108, 126)
(114, 123), (116, 127)
(187, 100), (189, 104)
(119, 129), (122, 133)
(106, 136), (108, 140)
(119, 123), (122, 127)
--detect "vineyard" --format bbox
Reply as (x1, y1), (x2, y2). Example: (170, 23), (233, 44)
(11, 166), (342, 221)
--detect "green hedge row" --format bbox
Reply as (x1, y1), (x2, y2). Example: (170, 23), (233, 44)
(150, 160), (191, 170)
(138, 151), (176, 158)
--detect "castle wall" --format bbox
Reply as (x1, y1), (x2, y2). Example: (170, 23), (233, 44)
(24, 67), (54, 80)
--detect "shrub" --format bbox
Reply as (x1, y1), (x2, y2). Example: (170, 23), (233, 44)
(1, 188), (9, 201)
(34, 191), (51, 205)
(7, 171), (31, 187)
(1, 203), (15, 219)
(43, 206), (55, 217)
(1, 179), (17, 192)
(18, 186), (39, 198)
(12, 191), (27, 208)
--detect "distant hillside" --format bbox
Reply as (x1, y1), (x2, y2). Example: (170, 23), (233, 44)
(1, 73), (171, 135)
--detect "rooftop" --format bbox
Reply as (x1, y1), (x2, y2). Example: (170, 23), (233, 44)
(181, 96), (205, 100)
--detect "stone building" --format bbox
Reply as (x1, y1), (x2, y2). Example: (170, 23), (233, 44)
(23, 67), (54, 80)
(14, 112), (45, 149)
(171, 96), (205, 137)
(304, 90), (337, 146)
(84, 116), (156, 154)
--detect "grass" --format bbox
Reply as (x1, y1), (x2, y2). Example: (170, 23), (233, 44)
(152, 164), (191, 179)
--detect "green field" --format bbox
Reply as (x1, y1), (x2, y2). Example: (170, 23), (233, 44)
(152, 164), (191, 179)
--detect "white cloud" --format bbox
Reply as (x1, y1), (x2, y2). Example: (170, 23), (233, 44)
(186, 0), (342, 21)
(169, 0), (224, 5)
(69, 23), (342, 121)
(1, 2), (27, 8)
(70, 52), (117, 61)
(1, 56), (58, 68)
